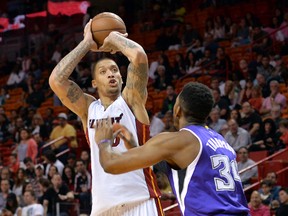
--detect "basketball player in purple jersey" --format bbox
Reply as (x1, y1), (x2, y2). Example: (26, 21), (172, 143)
(95, 82), (250, 216)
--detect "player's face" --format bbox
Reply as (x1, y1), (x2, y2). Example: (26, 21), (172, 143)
(93, 59), (123, 96)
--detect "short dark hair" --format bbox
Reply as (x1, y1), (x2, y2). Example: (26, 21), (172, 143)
(23, 157), (32, 164)
(44, 150), (56, 163)
(279, 187), (288, 194)
(92, 57), (116, 79)
(261, 180), (273, 187)
(179, 82), (214, 124)
(24, 189), (36, 198)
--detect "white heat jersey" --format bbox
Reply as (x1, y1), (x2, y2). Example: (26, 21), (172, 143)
(87, 96), (161, 215)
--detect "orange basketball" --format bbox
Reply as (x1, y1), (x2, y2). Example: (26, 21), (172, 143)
(91, 12), (127, 46)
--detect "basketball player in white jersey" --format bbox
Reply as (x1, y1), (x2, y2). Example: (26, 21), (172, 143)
(49, 19), (163, 215)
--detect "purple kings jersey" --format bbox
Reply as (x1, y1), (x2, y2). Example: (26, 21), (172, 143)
(166, 125), (250, 216)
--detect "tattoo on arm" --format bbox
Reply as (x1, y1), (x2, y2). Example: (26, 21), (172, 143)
(66, 82), (83, 103)
(55, 41), (90, 84)
(126, 63), (148, 98)
(113, 34), (137, 51)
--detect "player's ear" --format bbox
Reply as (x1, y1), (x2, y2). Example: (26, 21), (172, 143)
(91, 79), (97, 88)
(175, 105), (181, 119)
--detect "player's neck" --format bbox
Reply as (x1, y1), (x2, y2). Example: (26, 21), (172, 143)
(100, 95), (119, 109)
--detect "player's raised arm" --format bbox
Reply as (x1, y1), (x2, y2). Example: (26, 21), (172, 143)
(49, 20), (96, 121)
(99, 32), (149, 123)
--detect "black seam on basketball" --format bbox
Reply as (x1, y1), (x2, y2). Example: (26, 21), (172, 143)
(91, 28), (126, 32)
(92, 16), (125, 25)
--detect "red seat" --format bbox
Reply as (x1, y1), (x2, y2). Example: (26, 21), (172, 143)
(249, 150), (268, 162)
(258, 160), (288, 183)
(272, 148), (288, 161)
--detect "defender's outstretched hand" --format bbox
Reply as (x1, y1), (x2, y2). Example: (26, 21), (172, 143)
(94, 117), (137, 149)
(112, 123), (137, 149)
(94, 117), (114, 145)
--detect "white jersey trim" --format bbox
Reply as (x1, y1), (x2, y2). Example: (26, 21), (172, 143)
(177, 128), (203, 213)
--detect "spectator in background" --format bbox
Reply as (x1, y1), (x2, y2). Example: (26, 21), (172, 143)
(181, 23), (200, 47)
(8, 154), (19, 177)
(207, 107), (227, 133)
(237, 147), (258, 188)
(214, 47), (232, 76)
(212, 88), (230, 120)
(239, 78), (254, 105)
(74, 160), (91, 215)
(159, 85), (177, 118)
(26, 79), (45, 108)
(251, 25), (272, 53)
(276, 188), (288, 216)
(148, 53), (167, 80)
(267, 104), (283, 129)
(42, 173), (74, 216)
(12, 168), (26, 202)
(0, 179), (11, 211)
(66, 153), (76, 169)
(18, 190), (44, 216)
(80, 150), (91, 171)
(156, 171), (175, 200)
(4, 193), (20, 216)
(222, 80), (239, 110)
(255, 73), (270, 98)
(279, 119), (288, 148)
(257, 55), (274, 80)
(260, 80), (286, 118)
(162, 110), (177, 132)
(249, 85), (264, 113)
(225, 119), (251, 152)
(0, 167), (14, 190)
(0, 114), (11, 142)
(153, 65), (172, 91)
(23, 157), (36, 180)
(253, 118), (280, 154)
(43, 107), (54, 136)
(184, 51), (200, 75)
(171, 53), (186, 79)
(42, 150), (64, 176)
(31, 113), (49, 140)
(248, 191), (270, 216)
(229, 108), (242, 125)
(47, 165), (59, 181)
(0, 87), (9, 106)
(240, 102), (263, 144)
(195, 48), (214, 69)
(6, 64), (26, 91)
(14, 128), (37, 164)
(148, 110), (164, 138)
(264, 172), (281, 201)
(62, 165), (75, 191)
(259, 180), (273, 206)
(232, 18), (250, 47)
(49, 112), (78, 163)
(270, 55), (288, 83)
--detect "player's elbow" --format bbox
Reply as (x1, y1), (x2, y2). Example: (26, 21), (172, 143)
(132, 47), (148, 64)
(101, 161), (122, 174)
(48, 72), (57, 89)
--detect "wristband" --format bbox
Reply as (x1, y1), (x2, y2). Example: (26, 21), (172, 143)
(98, 139), (112, 145)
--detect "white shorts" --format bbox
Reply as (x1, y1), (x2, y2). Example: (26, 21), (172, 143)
(95, 198), (163, 216)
